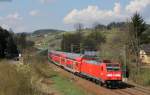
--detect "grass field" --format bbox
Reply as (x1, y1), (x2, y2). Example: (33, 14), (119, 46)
(52, 76), (91, 95)
(0, 50), (94, 95)
(129, 67), (150, 86)
(30, 54), (94, 95)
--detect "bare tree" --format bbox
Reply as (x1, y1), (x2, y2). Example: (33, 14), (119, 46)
(74, 23), (84, 32)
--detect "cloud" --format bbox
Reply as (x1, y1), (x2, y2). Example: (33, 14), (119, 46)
(1, 24), (9, 29)
(29, 10), (40, 16)
(0, 16), (3, 20)
(15, 26), (27, 32)
(126, 0), (150, 13)
(0, 12), (26, 33)
(1, 23), (27, 33)
(64, 3), (127, 25)
(6, 12), (22, 20)
(0, 12), (23, 26)
(114, 2), (121, 15)
(64, 0), (150, 25)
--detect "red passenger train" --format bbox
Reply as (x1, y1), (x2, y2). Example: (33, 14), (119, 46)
(48, 50), (122, 88)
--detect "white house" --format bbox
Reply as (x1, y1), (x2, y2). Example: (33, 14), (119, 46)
(140, 44), (150, 64)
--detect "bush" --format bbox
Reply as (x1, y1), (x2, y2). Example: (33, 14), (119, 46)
(0, 60), (41, 95)
(128, 64), (150, 86)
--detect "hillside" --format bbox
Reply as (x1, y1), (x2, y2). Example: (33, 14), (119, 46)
(29, 25), (150, 51)
(29, 29), (65, 50)
(33, 29), (64, 35)
(28, 28), (133, 51)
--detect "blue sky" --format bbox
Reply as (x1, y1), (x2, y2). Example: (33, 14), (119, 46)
(0, 0), (150, 33)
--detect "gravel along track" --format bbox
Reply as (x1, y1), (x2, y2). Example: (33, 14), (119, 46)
(112, 87), (150, 95)
(48, 62), (150, 95)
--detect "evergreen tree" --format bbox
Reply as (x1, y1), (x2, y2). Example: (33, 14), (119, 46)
(130, 13), (146, 37)
(82, 31), (105, 51)
(0, 27), (9, 58)
(0, 26), (18, 58)
(127, 13), (147, 72)
(5, 36), (18, 58)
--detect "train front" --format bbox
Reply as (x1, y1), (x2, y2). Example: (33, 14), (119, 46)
(104, 63), (122, 87)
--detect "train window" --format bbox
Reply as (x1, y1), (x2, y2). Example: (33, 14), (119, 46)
(74, 62), (78, 66)
(61, 58), (65, 62)
(101, 67), (103, 71)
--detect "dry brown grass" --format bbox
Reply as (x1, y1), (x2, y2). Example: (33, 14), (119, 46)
(0, 59), (42, 95)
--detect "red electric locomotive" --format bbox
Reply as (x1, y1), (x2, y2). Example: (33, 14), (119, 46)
(48, 50), (122, 88)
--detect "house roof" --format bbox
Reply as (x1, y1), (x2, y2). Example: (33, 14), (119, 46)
(141, 44), (150, 53)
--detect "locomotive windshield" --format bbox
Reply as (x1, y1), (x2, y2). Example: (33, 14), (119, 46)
(106, 64), (120, 71)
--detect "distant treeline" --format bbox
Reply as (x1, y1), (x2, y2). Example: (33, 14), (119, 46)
(61, 24), (106, 53)
(0, 27), (34, 59)
(60, 22), (127, 53)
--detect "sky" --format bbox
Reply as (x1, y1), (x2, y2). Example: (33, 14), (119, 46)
(0, 0), (150, 33)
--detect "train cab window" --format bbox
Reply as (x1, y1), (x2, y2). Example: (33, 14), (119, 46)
(106, 64), (120, 71)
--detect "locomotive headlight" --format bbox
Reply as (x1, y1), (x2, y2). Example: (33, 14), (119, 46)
(107, 74), (121, 77)
(114, 74), (121, 77)
(107, 74), (113, 77)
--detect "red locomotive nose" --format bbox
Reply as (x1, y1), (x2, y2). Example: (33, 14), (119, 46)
(106, 72), (122, 80)
(105, 64), (122, 81)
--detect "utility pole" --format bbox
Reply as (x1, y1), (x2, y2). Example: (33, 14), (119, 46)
(71, 44), (74, 53)
(123, 45), (127, 81)
(71, 44), (84, 54)
(80, 43), (83, 54)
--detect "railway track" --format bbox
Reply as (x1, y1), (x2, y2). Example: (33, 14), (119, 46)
(113, 87), (150, 95)
(133, 87), (150, 95)
(48, 62), (150, 95)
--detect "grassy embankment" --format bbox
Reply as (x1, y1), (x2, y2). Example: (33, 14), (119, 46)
(129, 66), (150, 86)
(0, 60), (40, 95)
(0, 50), (94, 95)
(29, 53), (94, 95)
(137, 68), (150, 86)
